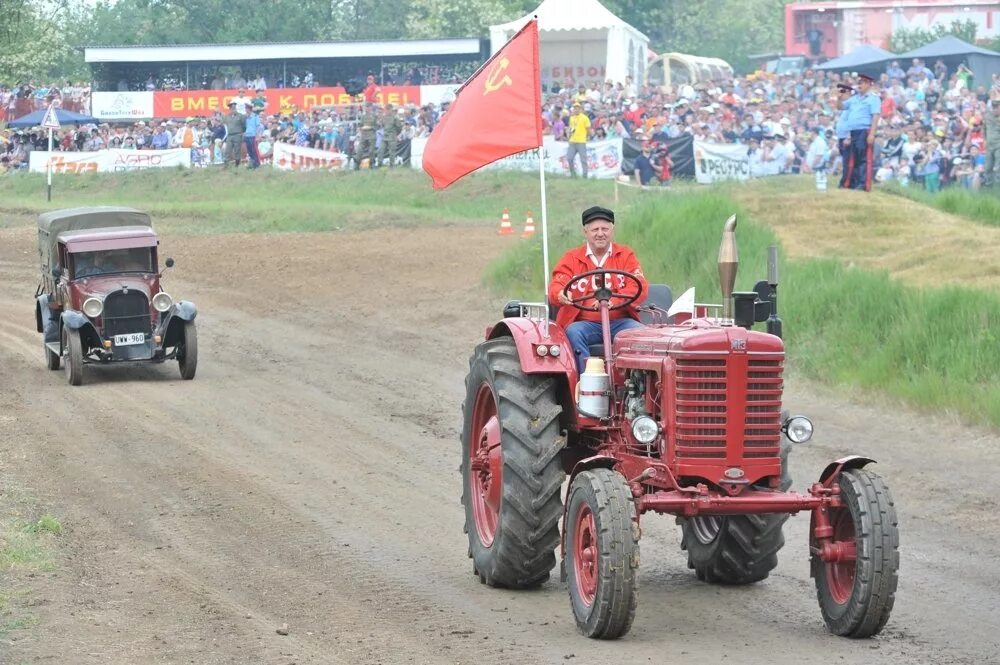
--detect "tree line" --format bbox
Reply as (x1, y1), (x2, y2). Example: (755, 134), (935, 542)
(1, 0), (806, 84)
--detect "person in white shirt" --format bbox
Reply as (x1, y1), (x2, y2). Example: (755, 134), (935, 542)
(231, 89), (252, 115)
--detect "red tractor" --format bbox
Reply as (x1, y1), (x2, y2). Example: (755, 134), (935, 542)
(461, 216), (898, 639)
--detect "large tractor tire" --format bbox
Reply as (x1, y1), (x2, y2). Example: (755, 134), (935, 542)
(813, 467), (898, 638)
(678, 438), (792, 584)
(461, 338), (564, 589)
(63, 327), (83, 386)
(565, 468), (639, 639)
(177, 321), (198, 380)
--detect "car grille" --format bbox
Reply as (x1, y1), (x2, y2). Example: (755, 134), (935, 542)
(674, 355), (783, 460)
(102, 290), (151, 339)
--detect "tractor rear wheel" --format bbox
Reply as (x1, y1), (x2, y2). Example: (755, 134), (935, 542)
(63, 327), (83, 386)
(814, 467), (898, 637)
(460, 338), (564, 589)
(678, 438), (792, 584)
(565, 468), (638, 639)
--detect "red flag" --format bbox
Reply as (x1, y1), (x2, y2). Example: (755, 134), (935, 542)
(422, 20), (542, 189)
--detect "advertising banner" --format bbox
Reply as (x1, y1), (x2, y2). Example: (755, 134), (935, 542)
(621, 135), (695, 179)
(271, 142), (350, 171)
(29, 149), (191, 173)
(153, 86), (421, 118)
(90, 92), (155, 120)
(412, 136), (623, 179)
(693, 140), (750, 183)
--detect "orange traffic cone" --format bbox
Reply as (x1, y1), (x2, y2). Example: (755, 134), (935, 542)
(498, 208), (514, 235)
(521, 212), (536, 238)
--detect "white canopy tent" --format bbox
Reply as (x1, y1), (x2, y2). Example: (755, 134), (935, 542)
(489, 0), (649, 88)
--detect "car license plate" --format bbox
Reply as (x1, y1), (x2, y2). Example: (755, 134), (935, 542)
(114, 333), (145, 346)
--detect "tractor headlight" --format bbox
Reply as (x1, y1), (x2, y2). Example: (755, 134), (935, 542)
(549, 345), (561, 357)
(535, 344), (548, 357)
(152, 292), (173, 312)
(82, 297), (103, 318)
(631, 415), (659, 444)
(783, 415), (814, 444)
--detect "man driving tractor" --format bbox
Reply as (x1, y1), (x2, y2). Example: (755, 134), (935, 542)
(549, 205), (647, 374)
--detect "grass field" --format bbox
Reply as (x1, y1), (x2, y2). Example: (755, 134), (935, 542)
(2, 168), (998, 427)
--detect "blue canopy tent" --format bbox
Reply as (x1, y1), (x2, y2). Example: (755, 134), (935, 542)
(6, 108), (99, 128)
(816, 44), (895, 75)
(899, 36), (1000, 87)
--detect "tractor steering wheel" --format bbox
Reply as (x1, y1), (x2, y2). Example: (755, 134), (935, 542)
(561, 269), (644, 312)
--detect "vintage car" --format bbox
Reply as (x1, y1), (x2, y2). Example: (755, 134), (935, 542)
(35, 206), (198, 386)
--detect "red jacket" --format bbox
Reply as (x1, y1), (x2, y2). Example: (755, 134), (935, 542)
(548, 244), (647, 329)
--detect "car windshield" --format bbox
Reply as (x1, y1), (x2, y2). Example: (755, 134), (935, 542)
(73, 248), (153, 278)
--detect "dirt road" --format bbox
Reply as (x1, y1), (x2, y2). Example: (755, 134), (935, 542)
(1, 223), (998, 664)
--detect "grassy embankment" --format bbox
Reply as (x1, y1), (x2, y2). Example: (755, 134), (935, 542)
(1, 169), (998, 427)
(882, 181), (1000, 229)
(0, 167), (597, 234)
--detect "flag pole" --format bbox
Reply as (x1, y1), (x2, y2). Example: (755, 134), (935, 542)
(47, 127), (53, 202)
(539, 143), (551, 338)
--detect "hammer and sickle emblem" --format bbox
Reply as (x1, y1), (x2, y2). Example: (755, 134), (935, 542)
(484, 57), (513, 96)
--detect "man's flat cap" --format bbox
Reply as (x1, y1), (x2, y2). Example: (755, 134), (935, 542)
(858, 73), (876, 83)
(582, 206), (615, 225)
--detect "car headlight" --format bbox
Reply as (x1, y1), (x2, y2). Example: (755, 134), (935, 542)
(82, 297), (103, 318)
(783, 415), (814, 444)
(152, 292), (173, 312)
(631, 415), (659, 444)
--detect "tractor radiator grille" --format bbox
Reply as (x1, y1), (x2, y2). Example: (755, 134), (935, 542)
(103, 290), (151, 340)
(674, 356), (783, 460)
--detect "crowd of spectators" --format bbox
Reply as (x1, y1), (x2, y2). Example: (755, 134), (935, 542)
(5, 55), (1000, 190)
(1, 81), (91, 120)
(537, 57), (1000, 191)
(0, 94), (444, 172)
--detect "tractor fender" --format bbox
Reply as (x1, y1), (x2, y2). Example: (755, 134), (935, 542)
(159, 301), (197, 348)
(559, 454), (620, 582)
(60, 310), (102, 351)
(487, 318), (576, 377)
(819, 455), (876, 487)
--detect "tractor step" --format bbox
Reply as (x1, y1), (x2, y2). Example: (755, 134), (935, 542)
(45, 341), (60, 355)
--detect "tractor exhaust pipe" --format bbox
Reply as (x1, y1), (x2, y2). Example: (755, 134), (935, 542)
(718, 215), (738, 322)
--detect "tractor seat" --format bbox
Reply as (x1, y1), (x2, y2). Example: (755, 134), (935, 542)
(588, 284), (673, 359)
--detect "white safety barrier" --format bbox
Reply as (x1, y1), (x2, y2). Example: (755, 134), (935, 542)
(28, 149), (191, 173)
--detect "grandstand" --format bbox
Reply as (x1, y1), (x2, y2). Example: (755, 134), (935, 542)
(84, 38), (487, 93)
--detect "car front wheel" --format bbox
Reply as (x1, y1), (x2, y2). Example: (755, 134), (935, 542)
(178, 321), (198, 380)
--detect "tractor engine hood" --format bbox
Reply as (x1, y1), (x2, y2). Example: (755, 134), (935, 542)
(614, 319), (785, 357)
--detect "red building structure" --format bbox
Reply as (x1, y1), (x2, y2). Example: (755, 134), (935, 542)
(785, 0), (1000, 59)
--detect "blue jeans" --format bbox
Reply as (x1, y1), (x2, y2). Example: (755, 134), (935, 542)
(565, 318), (643, 374)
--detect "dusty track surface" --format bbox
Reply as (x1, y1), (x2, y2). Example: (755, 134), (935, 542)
(1, 223), (999, 664)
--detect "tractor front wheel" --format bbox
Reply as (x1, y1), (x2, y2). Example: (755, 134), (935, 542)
(814, 467), (898, 637)
(460, 338), (564, 589)
(565, 468), (639, 639)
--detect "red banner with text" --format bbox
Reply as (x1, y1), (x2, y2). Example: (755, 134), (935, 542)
(152, 87), (422, 117)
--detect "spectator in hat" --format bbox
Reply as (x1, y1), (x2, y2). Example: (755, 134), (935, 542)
(843, 73), (881, 190)
(833, 83), (855, 187)
(566, 102), (591, 178)
(548, 206), (647, 375)
(222, 101), (246, 167)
